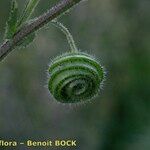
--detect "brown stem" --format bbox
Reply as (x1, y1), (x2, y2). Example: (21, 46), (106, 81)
(0, 0), (82, 61)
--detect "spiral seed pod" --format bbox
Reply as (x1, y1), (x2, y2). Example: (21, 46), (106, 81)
(48, 20), (105, 103)
(48, 52), (104, 103)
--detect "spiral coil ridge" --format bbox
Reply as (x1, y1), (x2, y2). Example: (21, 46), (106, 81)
(48, 52), (104, 103)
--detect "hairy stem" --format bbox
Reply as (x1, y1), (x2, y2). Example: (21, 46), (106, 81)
(51, 20), (78, 52)
(0, 0), (82, 61)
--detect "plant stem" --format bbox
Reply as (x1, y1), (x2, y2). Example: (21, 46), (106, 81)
(17, 0), (40, 28)
(51, 20), (78, 52)
(0, 0), (82, 62)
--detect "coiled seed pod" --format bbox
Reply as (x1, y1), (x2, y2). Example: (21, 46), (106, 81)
(48, 20), (105, 103)
(48, 52), (104, 103)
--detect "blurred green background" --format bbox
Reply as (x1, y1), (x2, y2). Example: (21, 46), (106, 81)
(0, 0), (150, 149)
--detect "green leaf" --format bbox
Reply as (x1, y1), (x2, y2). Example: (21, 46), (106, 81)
(17, 0), (40, 28)
(5, 0), (18, 39)
(17, 32), (36, 48)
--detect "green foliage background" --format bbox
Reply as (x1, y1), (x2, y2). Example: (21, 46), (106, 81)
(0, 0), (150, 149)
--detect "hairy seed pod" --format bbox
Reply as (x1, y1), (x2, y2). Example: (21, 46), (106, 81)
(48, 51), (104, 103)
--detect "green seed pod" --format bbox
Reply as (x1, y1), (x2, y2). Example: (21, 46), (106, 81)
(48, 20), (105, 103)
(48, 51), (104, 103)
